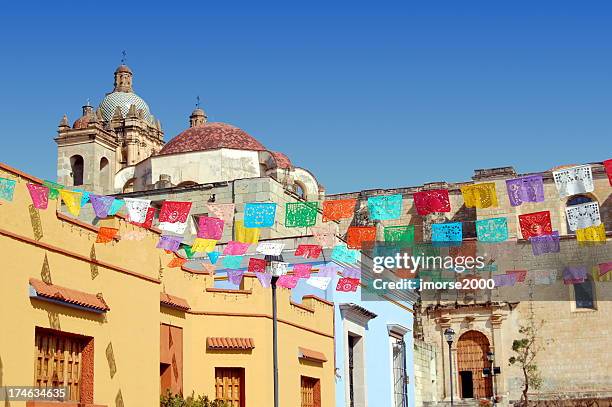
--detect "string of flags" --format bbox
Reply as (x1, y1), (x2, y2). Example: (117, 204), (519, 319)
(1, 160), (610, 292)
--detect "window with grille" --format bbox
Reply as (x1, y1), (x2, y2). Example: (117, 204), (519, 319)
(391, 336), (409, 407)
(34, 328), (91, 402)
(215, 368), (244, 407)
(301, 376), (321, 407)
(348, 335), (355, 407)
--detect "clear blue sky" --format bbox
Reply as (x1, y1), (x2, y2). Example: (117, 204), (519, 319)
(1, 1), (611, 193)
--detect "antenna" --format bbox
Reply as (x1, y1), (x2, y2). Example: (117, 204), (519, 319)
(196, 96), (201, 108)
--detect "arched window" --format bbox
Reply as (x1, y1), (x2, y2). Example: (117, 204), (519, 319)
(294, 181), (307, 199)
(70, 155), (84, 186)
(565, 194), (597, 232)
(99, 157), (110, 189)
(122, 178), (136, 193)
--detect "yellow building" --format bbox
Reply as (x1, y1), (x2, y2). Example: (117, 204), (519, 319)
(0, 162), (335, 407)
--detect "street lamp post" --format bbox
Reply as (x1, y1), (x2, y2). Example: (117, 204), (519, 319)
(486, 351), (496, 405)
(444, 328), (456, 407)
(266, 255), (285, 407)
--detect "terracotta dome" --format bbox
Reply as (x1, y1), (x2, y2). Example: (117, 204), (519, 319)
(73, 115), (90, 129)
(159, 122), (267, 155)
(270, 151), (293, 169)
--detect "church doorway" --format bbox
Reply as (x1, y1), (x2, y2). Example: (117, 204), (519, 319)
(456, 330), (492, 399)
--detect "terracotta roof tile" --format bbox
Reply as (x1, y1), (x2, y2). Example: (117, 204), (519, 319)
(270, 151), (293, 169)
(207, 337), (255, 350)
(160, 292), (190, 311)
(29, 278), (109, 312)
(159, 122), (266, 155)
(298, 347), (327, 363)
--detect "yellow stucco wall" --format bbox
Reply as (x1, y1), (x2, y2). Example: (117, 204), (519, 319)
(0, 163), (335, 407)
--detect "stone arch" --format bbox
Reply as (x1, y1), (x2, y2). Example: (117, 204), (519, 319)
(70, 155), (84, 186)
(122, 178), (136, 193)
(456, 330), (493, 399)
(99, 157), (110, 190)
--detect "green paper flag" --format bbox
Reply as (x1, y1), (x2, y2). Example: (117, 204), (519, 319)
(285, 202), (319, 228)
(384, 225), (415, 243)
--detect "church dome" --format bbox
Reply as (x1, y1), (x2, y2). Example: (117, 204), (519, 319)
(98, 91), (153, 123)
(159, 122), (266, 155)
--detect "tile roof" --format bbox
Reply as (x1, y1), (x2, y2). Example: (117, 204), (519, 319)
(160, 292), (190, 311)
(298, 347), (327, 363)
(207, 337), (255, 350)
(29, 278), (109, 312)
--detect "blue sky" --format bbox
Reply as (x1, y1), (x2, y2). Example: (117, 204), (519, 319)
(1, 1), (611, 193)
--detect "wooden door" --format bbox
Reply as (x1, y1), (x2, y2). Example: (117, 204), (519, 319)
(215, 368), (244, 407)
(301, 376), (321, 407)
(456, 331), (492, 399)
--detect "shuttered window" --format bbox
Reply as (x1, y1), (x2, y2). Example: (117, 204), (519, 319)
(301, 376), (320, 407)
(215, 368), (244, 407)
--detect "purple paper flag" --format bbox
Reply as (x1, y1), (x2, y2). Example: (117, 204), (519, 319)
(492, 273), (517, 287)
(90, 195), (115, 218)
(227, 269), (245, 286)
(156, 235), (183, 252)
(506, 175), (545, 207)
(343, 267), (361, 279)
(257, 271), (272, 288)
(529, 231), (560, 256)
(563, 266), (587, 284)
(318, 263), (342, 279)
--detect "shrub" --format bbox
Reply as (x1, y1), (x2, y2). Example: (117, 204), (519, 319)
(160, 391), (230, 407)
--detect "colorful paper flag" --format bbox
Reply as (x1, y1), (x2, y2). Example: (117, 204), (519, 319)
(96, 227), (118, 243)
(124, 198), (151, 223)
(336, 277), (359, 292)
(367, 194), (403, 220)
(530, 231), (560, 256)
(322, 199), (356, 222)
(257, 271), (273, 288)
(591, 265), (612, 282)
(533, 269), (557, 285)
(157, 235), (183, 252)
(59, 189), (82, 217)
(159, 221), (188, 234)
(191, 238), (217, 253)
(108, 199), (124, 216)
(518, 211), (552, 239)
(476, 217), (508, 242)
(130, 207), (155, 229)
(346, 226), (376, 249)
(26, 183), (49, 209)
(223, 255), (244, 269)
(72, 189), (90, 207)
(576, 224), (606, 243)
(431, 222), (463, 243)
(159, 201), (192, 223)
(248, 258), (267, 273)
(604, 159), (612, 186)
(331, 244), (360, 264)
(244, 202), (277, 228)
(598, 262), (612, 277)
(294, 244), (322, 259)
(293, 264), (313, 279)
(285, 202), (319, 228)
(383, 225), (414, 243)
(492, 273), (517, 287)
(311, 224), (338, 248)
(224, 241), (250, 255)
(306, 276), (332, 290)
(167, 256), (187, 268)
(413, 189), (451, 216)
(197, 216), (224, 240)
(227, 269), (245, 285)
(269, 261), (289, 276)
(565, 202), (601, 231)
(563, 266), (587, 285)
(553, 165), (594, 197)
(208, 251), (220, 264)
(343, 267), (361, 279)
(43, 180), (63, 200)
(90, 195), (115, 218)
(255, 242), (285, 256)
(507, 270), (528, 283)
(206, 203), (235, 224)
(461, 183), (498, 209)
(505, 175), (545, 207)
(235, 220), (260, 244)
(277, 275), (299, 289)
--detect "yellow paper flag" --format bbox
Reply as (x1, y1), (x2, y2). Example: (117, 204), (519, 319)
(592, 265), (612, 282)
(235, 220), (260, 244)
(60, 189), (83, 217)
(191, 238), (217, 253)
(577, 224), (606, 243)
(461, 183), (498, 209)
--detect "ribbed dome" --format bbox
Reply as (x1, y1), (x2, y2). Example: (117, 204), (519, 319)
(99, 91), (153, 123)
(159, 122), (266, 155)
(73, 115), (90, 129)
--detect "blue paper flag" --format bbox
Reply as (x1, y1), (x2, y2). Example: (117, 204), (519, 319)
(0, 178), (16, 201)
(108, 199), (125, 215)
(72, 188), (90, 207)
(222, 255), (243, 269)
(208, 251), (220, 264)
(476, 217), (508, 243)
(244, 202), (277, 228)
(367, 194), (403, 220)
(431, 222), (463, 244)
(331, 244), (360, 264)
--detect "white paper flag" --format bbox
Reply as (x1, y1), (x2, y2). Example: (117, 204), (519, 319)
(565, 202), (601, 231)
(306, 276), (332, 290)
(124, 198), (151, 223)
(270, 261), (289, 277)
(553, 165), (594, 197)
(256, 242), (285, 256)
(533, 269), (558, 285)
(159, 221), (188, 234)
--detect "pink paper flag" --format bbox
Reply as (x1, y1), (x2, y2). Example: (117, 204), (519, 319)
(277, 275), (300, 289)
(207, 203), (235, 224)
(295, 244), (323, 259)
(198, 216), (225, 240)
(26, 183), (49, 209)
(293, 264), (313, 279)
(598, 262), (612, 277)
(248, 258), (268, 273)
(223, 241), (250, 255)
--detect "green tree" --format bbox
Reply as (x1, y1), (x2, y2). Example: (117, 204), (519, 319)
(160, 391), (230, 407)
(508, 322), (543, 406)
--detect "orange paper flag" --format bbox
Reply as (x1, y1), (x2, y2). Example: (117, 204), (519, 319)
(322, 199), (357, 222)
(96, 227), (118, 243)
